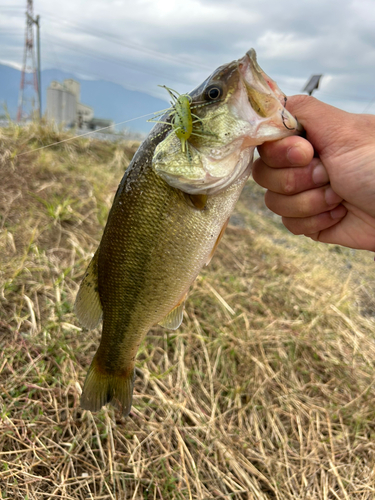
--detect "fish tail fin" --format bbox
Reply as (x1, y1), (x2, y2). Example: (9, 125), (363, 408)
(80, 357), (135, 417)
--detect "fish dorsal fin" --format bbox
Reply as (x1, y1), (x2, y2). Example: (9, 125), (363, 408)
(75, 249), (103, 329)
(158, 294), (187, 330)
(206, 217), (229, 266)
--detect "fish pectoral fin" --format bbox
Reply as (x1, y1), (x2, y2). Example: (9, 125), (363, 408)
(188, 193), (208, 210)
(75, 249), (103, 329)
(206, 217), (230, 266)
(158, 294), (187, 330)
(80, 357), (135, 417)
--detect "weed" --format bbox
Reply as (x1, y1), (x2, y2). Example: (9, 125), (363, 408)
(1, 123), (375, 498)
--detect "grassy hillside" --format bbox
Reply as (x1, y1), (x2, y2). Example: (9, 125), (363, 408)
(1, 123), (375, 499)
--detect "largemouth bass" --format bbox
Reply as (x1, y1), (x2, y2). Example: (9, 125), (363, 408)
(75, 49), (301, 416)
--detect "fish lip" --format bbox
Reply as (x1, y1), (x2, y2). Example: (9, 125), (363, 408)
(237, 49), (303, 133)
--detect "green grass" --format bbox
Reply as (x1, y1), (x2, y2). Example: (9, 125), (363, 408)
(1, 122), (375, 499)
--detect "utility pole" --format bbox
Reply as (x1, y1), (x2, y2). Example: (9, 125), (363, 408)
(35, 15), (41, 119)
(17, 0), (41, 121)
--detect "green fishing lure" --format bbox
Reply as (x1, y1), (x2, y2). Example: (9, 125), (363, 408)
(149, 85), (221, 155)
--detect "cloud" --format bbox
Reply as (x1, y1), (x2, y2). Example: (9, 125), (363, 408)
(1, 0), (375, 112)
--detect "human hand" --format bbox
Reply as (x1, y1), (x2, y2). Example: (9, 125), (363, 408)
(252, 95), (375, 251)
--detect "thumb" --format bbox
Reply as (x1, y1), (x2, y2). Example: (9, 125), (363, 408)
(285, 95), (352, 156)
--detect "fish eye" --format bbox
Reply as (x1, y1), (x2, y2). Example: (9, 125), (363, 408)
(204, 85), (222, 100)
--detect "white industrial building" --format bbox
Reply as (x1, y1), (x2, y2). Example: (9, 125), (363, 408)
(46, 79), (94, 127)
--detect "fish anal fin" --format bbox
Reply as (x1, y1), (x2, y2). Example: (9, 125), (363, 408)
(158, 294), (187, 330)
(206, 218), (230, 266)
(80, 356), (135, 417)
(75, 249), (103, 329)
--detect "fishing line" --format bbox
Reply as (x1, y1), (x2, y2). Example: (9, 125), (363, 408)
(14, 90), (224, 158)
(15, 111), (160, 158)
(14, 95), (220, 158)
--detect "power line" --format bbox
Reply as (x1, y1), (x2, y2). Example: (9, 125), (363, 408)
(40, 10), (212, 71)
(362, 97), (375, 113)
(41, 34), (192, 86)
(0, 6), (24, 10)
(40, 26), (375, 106)
(2, 6), (375, 110)
(2, 5), (212, 74)
(0, 32), (24, 37)
(40, 34), (176, 98)
(281, 83), (375, 106)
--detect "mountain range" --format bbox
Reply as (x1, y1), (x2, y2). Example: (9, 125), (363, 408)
(0, 64), (169, 134)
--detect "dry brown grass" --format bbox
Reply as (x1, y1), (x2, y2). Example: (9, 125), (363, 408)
(1, 122), (375, 499)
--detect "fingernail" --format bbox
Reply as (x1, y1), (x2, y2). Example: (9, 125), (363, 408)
(312, 163), (329, 185)
(330, 205), (347, 219)
(325, 186), (342, 206)
(286, 143), (307, 165)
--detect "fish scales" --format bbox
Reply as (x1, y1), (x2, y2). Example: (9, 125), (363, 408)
(75, 49), (302, 416)
(97, 162), (247, 366)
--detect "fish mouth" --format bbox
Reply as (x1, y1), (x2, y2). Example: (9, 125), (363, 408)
(152, 49), (304, 197)
(237, 49), (303, 133)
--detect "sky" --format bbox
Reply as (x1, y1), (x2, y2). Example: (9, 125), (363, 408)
(1, 0), (375, 116)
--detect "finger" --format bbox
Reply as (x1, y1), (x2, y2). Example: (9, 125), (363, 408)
(282, 205), (347, 236)
(284, 95), (352, 151)
(309, 204), (375, 251)
(265, 185), (343, 218)
(257, 135), (314, 168)
(253, 158), (329, 195)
